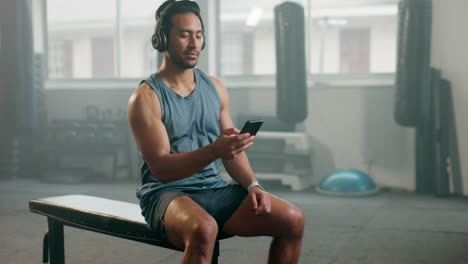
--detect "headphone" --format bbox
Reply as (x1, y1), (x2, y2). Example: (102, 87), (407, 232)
(151, 0), (206, 52)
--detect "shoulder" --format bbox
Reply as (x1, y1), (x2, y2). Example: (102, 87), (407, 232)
(196, 68), (223, 90)
(208, 75), (229, 105)
(208, 75), (223, 89)
(128, 82), (161, 126)
(129, 82), (158, 108)
(194, 68), (229, 105)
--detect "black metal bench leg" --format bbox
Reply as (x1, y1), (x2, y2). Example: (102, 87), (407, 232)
(211, 240), (219, 264)
(48, 218), (65, 264)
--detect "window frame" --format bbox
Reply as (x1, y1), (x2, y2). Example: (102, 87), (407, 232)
(217, 0), (398, 87)
(39, 0), (396, 90)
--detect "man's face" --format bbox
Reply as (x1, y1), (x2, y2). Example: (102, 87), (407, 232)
(166, 12), (203, 69)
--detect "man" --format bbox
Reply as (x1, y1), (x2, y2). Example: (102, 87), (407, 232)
(127, 1), (304, 263)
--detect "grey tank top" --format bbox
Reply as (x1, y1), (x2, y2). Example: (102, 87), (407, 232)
(136, 68), (228, 224)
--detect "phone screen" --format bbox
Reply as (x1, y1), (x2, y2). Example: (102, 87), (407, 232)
(240, 119), (263, 136)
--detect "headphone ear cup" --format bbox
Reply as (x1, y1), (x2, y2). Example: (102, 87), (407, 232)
(153, 28), (167, 52)
(151, 35), (158, 50)
(201, 34), (206, 50)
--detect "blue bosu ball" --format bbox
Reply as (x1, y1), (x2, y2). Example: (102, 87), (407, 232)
(316, 169), (378, 196)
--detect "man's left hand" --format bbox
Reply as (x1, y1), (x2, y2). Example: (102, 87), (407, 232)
(249, 187), (271, 215)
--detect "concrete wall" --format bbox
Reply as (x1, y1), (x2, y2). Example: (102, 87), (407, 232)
(41, 0), (468, 194)
(226, 85), (415, 189)
(45, 82), (416, 190)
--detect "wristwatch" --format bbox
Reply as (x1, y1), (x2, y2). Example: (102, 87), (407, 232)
(247, 181), (264, 192)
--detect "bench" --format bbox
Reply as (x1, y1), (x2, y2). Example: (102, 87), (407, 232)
(29, 195), (228, 264)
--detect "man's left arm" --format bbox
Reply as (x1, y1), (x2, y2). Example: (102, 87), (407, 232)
(210, 76), (271, 215)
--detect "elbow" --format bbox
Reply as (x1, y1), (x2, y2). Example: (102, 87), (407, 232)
(146, 161), (166, 183)
(145, 156), (172, 183)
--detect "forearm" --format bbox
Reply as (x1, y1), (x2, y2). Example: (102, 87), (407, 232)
(147, 144), (218, 183)
(222, 152), (257, 190)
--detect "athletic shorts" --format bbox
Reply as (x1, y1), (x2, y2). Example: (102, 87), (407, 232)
(150, 184), (248, 241)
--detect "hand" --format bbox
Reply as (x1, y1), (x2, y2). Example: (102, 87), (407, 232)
(249, 187), (271, 215)
(212, 127), (255, 160)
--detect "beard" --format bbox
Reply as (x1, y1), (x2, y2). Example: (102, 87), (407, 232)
(167, 48), (198, 69)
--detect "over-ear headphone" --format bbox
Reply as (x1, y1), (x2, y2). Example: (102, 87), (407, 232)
(151, 0), (206, 52)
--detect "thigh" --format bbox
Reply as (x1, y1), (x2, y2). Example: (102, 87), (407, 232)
(163, 195), (216, 249)
(202, 184), (248, 228)
(222, 192), (303, 237)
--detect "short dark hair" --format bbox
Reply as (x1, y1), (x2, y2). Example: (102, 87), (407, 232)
(152, 0), (205, 52)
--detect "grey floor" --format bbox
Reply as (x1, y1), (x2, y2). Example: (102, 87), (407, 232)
(1, 178), (468, 264)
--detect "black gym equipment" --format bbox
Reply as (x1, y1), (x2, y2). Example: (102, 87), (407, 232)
(0, 0), (36, 133)
(394, 0), (432, 127)
(394, 0), (462, 195)
(274, 2), (308, 123)
(238, 2), (312, 191)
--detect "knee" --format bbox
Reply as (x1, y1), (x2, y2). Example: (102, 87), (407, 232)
(186, 217), (218, 247)
(283, 206), (305, 239)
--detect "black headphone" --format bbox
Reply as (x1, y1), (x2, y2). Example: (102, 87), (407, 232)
(151, 0), (206, 52)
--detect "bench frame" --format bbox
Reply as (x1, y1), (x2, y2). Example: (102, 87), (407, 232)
(29, 195), (222, 264)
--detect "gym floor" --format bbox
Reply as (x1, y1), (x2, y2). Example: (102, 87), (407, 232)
(1, 178), (467, 264)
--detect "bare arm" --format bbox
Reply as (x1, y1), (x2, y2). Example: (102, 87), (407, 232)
(210, 77), (258, 189)
(128, 82), (253, 183)
(211, 76), (271, 215)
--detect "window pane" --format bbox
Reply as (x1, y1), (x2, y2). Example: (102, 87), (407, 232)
(92, 37), (115, 77)
(309, 1), (398, 74)
(220, 0), (398, 76)
(340, 28), (370, 73)
(47, 0), (116, 79)
(120, 0), (163, 78)
(221, 32), (254, 75)
(220, 0), (308, 76)
(48, 39), (73, 78)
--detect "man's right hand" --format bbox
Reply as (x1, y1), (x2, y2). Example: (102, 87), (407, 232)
(211, 128), (255, 160)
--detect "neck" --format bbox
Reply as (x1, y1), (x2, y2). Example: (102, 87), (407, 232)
(157, 58), (195, 84)
(157, 58), (197, 97)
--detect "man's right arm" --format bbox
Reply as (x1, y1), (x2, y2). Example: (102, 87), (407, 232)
(127, 83), (252, 183)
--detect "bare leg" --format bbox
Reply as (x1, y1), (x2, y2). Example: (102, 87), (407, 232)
(222, 194), (304, 264)
(163, 196), (218, 264)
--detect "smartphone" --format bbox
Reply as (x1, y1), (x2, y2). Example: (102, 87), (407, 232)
(240, 119), (264, 136)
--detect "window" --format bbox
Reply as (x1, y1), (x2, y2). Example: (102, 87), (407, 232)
(92, 37), (115, 78)
(340, 28), (370, 73)
(144, 39), (159, 77)
(220, 0), (398, 76)
(220, 0), (295, 76)
(120, 0), (162, 78)
(47, 0), (116, 79)
(221, 32), (254, 75)
(44, 0), (398, 82)
(309, 2), (398, 74)
(48, 39), (73, 78)
(46, 0), (162, 79)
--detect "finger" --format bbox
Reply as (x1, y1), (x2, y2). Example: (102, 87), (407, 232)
(225, 134), (250, 149)
(258, 194), (268, 214)
(231, 142), (253, 156)
(239, 136), (255, 147)
(237, 133), (254, 141)
(257, 192), (271, 215)
(223, 127), (239, 135)
(265, 196), (272, 214)
(250, 192), (258, 211)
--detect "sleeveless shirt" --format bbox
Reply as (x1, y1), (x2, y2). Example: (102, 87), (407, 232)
(136, 68), (228, 225)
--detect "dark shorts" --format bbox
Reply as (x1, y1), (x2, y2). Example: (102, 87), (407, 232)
(150, 184), (248, 241)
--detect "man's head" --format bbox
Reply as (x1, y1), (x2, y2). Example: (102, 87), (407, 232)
(152, 0), (205, 53)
